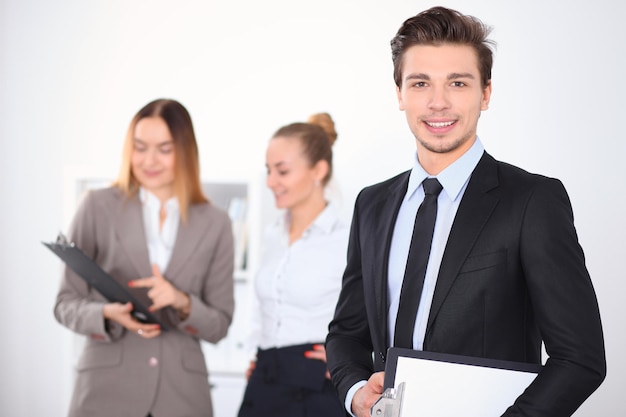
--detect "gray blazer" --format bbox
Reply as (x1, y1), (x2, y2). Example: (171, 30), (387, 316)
(54, 186), (235, 417)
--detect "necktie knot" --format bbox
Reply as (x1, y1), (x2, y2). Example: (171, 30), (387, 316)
(423, 178), (443, 196)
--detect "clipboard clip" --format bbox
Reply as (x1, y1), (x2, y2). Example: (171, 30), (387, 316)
(55, 232), (74, 248)
(370, 381), (405, 417)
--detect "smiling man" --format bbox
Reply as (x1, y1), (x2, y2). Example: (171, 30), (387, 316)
(326, 6), (606, 417)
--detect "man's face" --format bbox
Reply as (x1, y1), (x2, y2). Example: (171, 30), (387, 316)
(396, 44), (491, 167)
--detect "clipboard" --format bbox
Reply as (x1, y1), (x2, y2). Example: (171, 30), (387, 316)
(44, 233), (168, 330)
(371, 347), (542, 417)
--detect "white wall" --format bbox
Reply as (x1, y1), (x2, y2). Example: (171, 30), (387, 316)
(1, 0), (624, 415)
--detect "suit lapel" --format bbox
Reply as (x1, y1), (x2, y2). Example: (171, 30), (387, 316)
(114, 194), (152, 279)
(164, 203), (210, 280)
(427, 153), (500, 330)
(372, 172), (410, 347)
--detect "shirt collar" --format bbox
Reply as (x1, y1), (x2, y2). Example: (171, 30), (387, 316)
(278, 201), (341, 236)
(407, 138), (484, 202)
(310, 202), (341, 234)
(139, 187), (180, 213)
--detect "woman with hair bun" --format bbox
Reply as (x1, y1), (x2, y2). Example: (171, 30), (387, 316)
(237, 119), (347, 417)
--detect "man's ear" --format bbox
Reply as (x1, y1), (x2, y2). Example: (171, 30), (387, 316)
(481, 80), (492, 111)
(397, 85), (406, 111)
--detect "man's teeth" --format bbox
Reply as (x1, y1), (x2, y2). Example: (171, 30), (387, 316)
(427, 121), (454, 128)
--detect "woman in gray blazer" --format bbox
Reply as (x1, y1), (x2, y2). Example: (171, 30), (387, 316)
(54, 99), (235, 417)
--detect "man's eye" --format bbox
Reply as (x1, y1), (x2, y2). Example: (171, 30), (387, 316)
(452, 81), (466, 87)
(413, 81), (427, 88)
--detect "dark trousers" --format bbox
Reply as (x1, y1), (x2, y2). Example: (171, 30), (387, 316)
(237, 343), (344, 417)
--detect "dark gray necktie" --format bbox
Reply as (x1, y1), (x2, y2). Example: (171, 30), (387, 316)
(394, 177), (443, 349)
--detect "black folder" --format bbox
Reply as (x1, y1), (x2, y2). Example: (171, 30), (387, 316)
(44, 235), (168, 330)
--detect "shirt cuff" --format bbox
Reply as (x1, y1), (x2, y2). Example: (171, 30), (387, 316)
(345, 380), (368, 416)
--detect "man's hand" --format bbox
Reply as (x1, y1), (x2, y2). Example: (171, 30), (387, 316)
(352, 371), (385, 417)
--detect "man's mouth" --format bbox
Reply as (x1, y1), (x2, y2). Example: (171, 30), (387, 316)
(425, 120), (455, 128)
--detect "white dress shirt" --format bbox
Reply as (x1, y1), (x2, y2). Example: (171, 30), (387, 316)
(140, 188), (180, 273)
(387, 139), (484, 349)
(250, 202), (349, 350)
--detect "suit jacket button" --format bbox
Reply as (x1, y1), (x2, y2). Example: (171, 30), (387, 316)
(149, 357), (158, 367)
(184, 325), (198, 335)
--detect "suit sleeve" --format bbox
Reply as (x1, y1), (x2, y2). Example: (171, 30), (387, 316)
(505, 178), (606, 416)
(326, 190), (376, 404)
(54, 191), (118, 341)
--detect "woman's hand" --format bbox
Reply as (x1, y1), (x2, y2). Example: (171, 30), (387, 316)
(102, 301), (161, 338)
(304, 344), (331, 379)
(245, 360), (257, 381)
(128, 264), (191, 319)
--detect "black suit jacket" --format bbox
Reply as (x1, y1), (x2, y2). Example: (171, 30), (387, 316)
(326, 152), (606, 417)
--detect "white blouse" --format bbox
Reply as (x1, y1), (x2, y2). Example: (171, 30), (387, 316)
(251, 203), (349, 350)
(139, 188), (180, 274)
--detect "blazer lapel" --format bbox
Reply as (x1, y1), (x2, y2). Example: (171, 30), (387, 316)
(164, 203), (210, 280)
(371, 172), (410, 347)
(427, 153), (499, 329)
(114, 195), (152, 279)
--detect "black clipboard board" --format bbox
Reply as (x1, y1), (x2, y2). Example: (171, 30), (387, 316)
(372, 347), (542, 417)
(44, 234), (168, 330)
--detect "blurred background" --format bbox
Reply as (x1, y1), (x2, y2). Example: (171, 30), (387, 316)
(1, 0), (624, 415)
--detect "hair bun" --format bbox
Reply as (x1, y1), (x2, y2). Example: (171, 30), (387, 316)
(307, 112), (337, 146)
